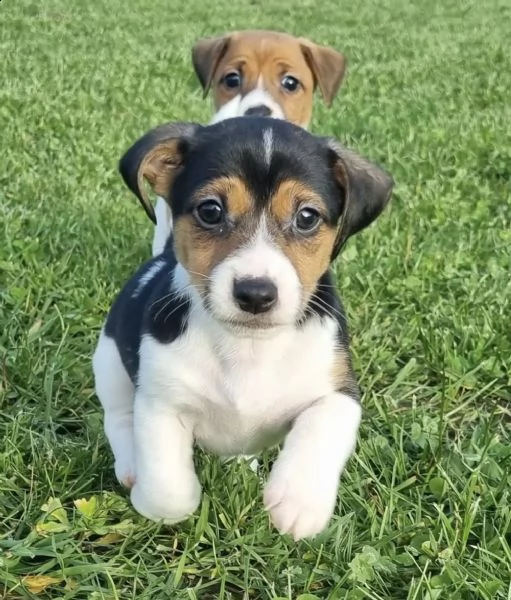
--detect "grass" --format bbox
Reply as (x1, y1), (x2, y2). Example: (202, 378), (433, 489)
(1, 0), (510, 597)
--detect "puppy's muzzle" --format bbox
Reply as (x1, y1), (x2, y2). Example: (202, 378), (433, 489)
(233, 277), (278, 314)
(244, 105), (272, 117)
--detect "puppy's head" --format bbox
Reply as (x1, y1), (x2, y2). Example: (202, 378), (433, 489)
(192, 30), (346, 128)
(120, 118), (393, 332)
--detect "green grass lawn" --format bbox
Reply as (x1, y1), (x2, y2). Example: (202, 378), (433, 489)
(1, 0), (510, 597)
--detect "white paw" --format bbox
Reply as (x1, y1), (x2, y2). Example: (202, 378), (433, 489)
(114, 459), (136, 489)
(130, 475), (202, 524)
(263, 458), (339, 541)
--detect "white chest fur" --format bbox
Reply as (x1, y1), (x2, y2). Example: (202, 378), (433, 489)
(95, 297), (361, 540)
(138, 314), (339, 456)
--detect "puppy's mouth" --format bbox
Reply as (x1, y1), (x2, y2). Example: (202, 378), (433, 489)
(212, 309), (287, 331)
(203, 299), (290, 334)
(219, 317), (282, 330)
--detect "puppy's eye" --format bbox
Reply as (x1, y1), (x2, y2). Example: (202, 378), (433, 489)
(195, 199), (224, 228)
(281, 75), (300, 92)
(295, 207), (321, 232)
(222, 72), (241, 89)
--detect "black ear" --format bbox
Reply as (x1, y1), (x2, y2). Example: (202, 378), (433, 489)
(192, 35), (231, 98)
(119, 122), (200, 223)
(326, 139), (394, 258)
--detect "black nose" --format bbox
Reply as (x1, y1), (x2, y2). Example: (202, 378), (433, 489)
(244, 105), (272, 117)
(233, 277), (278, 314)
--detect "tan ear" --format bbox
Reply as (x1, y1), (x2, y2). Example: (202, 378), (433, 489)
(119, 122), (200, 223)
(300, 40), (346, 107)
(192, 35), (231, 98)
(325, 139), (394, 258)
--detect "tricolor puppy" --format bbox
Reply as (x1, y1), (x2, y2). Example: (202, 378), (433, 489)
(151, 29), (346, 257)
(93, 117), (393, 540)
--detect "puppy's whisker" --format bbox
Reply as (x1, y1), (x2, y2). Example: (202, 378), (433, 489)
(316, 283), (341, 291)
(307, 302), (335, 322)
(310, 294), (345, 318)
(153, 289), (192, 321)
(312, 294), (344, 314)
(153, 298), (175, 321)
(303, 283), (340, 293)
(186, 269), (214, 282)
(308, 298), (344, 324)
(311, 301), (348, 330)
(149, 280), (191, 308)
(162, 299), (193, 324)
(150, 291), (180, 309)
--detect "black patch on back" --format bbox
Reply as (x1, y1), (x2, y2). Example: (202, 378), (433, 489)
(104, 247), (189, 383)
(144, 280), (190, 345)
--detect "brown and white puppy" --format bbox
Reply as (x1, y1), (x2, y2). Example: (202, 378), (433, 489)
(194, 29), (346, 128)
(151, 30), (346, 256)
(93, 117), (393, 540)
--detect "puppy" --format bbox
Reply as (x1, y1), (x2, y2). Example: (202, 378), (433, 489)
(151, 29), (346, 257)
(194, 30), (346, 127)
(93, 117), (393, 540)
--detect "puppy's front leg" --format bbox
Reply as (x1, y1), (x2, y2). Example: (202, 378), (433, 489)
(264, 393), (361, 541)
(130, 393), (201, 524)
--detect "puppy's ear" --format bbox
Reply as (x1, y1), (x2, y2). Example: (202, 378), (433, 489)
(119, 122), (200, 224)
(192, 35), (231, 98)
(326, 140), (394, 258)
(300, 40), (346, 107)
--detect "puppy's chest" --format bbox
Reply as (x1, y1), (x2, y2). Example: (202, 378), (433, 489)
(194, 353), (301, 454)
(160, 320), (338, 455)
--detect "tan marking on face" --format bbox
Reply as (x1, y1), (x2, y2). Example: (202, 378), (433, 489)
(212, 31), (316, 127)
(172, 176), (254, 292)
(268, 179), (338, 300)
(268, 180), (319, 221)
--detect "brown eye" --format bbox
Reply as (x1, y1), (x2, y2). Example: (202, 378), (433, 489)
(295, 207), (321, 232)
(222, 72), (241, 89)
(195, 199), (224, 228)
(281, 75), (300, 92)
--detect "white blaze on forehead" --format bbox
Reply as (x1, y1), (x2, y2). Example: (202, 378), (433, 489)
(263, 128), (274, 166)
